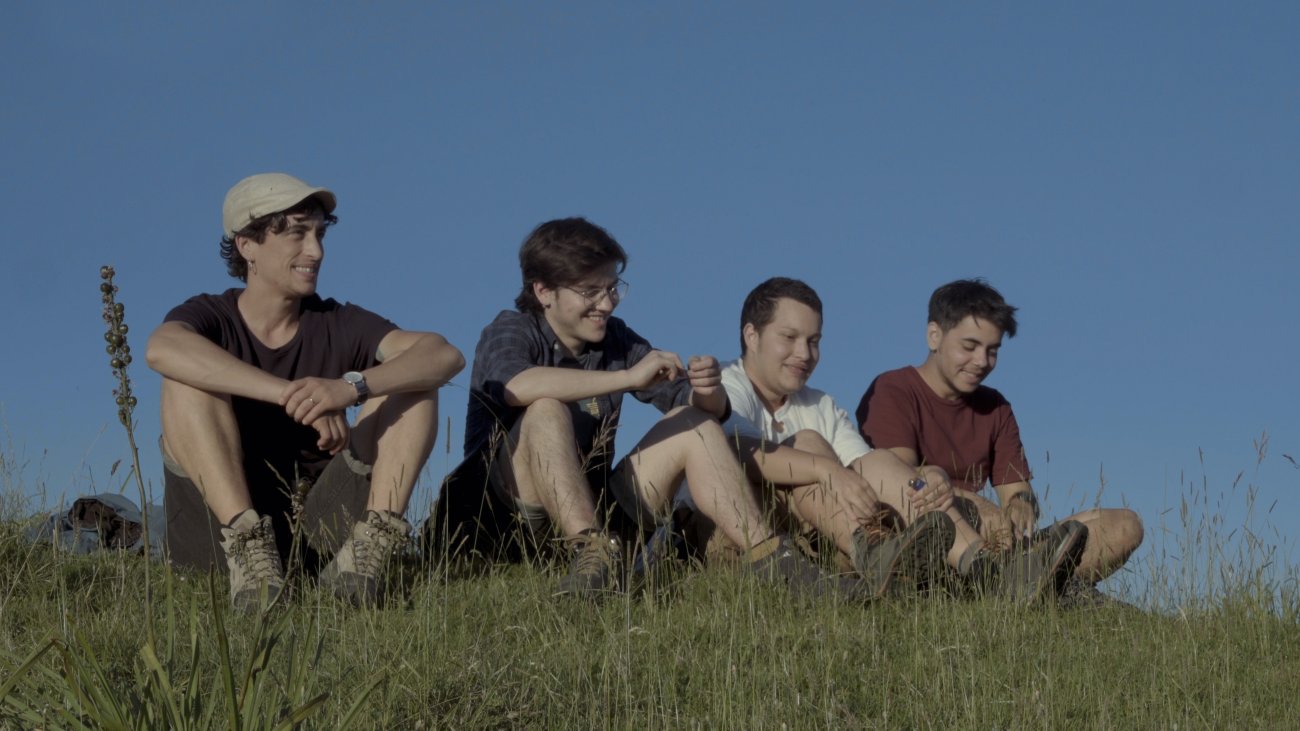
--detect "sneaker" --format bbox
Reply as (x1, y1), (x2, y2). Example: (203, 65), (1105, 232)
(319, 510), (412, 607)
(556, 529), (623, 599)
(219, 509), (285, 613)
(851, 511), (955, 598)
(997, 520), (1088, 603)
(747, 534), (856, 600)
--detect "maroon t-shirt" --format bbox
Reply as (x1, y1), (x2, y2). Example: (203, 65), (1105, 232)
(164, 288), (397, 482)
(855, 366), (1032, 492)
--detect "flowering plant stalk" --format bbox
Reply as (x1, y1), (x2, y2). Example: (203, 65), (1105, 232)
(100, 265), (155, 647)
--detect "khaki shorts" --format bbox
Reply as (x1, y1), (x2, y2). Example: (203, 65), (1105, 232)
(161, 439), (371, 573)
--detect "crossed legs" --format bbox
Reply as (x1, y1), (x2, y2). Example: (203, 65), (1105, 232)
(960, 492), (1144, 581)
(773, 430), (985, 569)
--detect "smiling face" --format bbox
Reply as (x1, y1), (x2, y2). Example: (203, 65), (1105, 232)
(919, 315), (1004, 400)
(535, 262), (621, 354)
(741, 297), (822, 413)
(238, 209), (327, 299)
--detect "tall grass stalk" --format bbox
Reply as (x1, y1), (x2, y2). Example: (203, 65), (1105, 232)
(98, 265), (154, 649)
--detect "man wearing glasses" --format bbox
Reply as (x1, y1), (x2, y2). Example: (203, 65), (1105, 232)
(429, 217), (843, 599)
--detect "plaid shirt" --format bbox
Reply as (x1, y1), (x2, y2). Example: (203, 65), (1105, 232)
(463, 309), (694, 457)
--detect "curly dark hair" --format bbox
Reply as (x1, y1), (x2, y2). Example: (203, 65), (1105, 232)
(927, 278), (1018, 337)
(219, 198), (337, 281)
(739, 277), (823, 355)
(514, 218), (628, 313)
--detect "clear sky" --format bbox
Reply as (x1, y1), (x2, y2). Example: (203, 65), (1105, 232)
(2, 3), (1296, 591)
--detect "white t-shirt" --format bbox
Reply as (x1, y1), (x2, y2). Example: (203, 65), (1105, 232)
(679, 359), (870, 510)
(719, 358), (871, 466)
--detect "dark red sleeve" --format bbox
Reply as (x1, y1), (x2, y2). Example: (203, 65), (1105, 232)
(989, 402), (1033, 486)
(856, 372), (921, 454)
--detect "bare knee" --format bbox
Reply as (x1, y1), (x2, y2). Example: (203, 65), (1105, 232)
(159, 378), (238, 453)
(161, 377), (231, 415)
(522, 397), (571, 425)
(1109, 508), (1144, 554)
(515, 398), (576, 453)
(351, 389), (440, 463)
(662, 404), (719, 430)
(787, 430), (834, 457)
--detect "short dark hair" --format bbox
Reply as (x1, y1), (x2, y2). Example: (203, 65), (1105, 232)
(739, 277), (823, 355)
(928, 278), (1018, 338)
(219, 199), (337, 281)
(514, 217), (628, 313)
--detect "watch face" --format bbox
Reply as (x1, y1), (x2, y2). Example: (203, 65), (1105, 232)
(344, 371), (362, 384)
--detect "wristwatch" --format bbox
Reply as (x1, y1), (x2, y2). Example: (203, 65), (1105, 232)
(342, 371), (370, 406)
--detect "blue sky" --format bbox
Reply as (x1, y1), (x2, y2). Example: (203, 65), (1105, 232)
(2, 3), (1296, 588)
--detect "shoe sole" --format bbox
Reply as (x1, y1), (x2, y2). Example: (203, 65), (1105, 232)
(858, 512), (955, 599)
(890, 513), (956, 597)
(1021, 521), (1088, 604)
(231, 582), (286, 614)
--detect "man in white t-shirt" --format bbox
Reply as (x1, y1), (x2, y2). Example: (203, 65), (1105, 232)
(685, 278), (1086, 602)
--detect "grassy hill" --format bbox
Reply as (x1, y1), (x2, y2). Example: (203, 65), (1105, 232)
(2, 510), (1297, 730)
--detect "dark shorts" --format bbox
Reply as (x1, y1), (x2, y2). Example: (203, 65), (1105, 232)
(425, 406), (660, 561)
(162, 441), (371, 574)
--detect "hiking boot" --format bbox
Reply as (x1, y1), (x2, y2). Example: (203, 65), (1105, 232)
(630, 514), (689, 593)
(219, 509), (285, 614)
(319, 510), (412, 607)
(1059, 576), (1134, 610)
(851, 511), (955, 598)
(996, 520), (1088, 603)
(556, 529), (623, 599)
(747, 534), (853, 600)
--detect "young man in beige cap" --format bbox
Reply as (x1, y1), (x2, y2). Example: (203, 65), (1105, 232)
(146, 173), (464, 611)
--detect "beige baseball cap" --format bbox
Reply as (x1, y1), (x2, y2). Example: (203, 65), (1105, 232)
(222, 173), (337, 238)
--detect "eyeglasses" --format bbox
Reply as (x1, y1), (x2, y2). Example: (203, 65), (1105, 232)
(562, 279), (629, 305)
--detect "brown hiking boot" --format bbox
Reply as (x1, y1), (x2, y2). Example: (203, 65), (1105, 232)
(746, 534), (863, 600)
(556, 529), (623, 599)
(851, 511), (955, 598)
(319, 510), (411, 607)
(219, 509), (285, 613)
(1059, 577), (1135, 610)
(972, 520), (1088, 604)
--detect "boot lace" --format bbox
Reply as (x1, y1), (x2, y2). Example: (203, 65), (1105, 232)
(230, 518), (282, 580)
(353, 513), (408, 577)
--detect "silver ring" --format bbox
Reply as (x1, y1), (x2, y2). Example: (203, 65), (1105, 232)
(309, 397), (316, 405)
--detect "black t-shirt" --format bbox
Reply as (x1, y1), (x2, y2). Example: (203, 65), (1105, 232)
(164, 288), (397, 484)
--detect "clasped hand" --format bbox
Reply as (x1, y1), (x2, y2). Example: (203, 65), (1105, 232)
(279, 377), (353, 455)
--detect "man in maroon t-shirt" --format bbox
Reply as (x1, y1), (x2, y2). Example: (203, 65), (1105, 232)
(857, 279), (1143, 604)
(146, 173), (465, 611)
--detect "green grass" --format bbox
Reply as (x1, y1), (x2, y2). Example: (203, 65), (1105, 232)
(2, 508), (1299, 730)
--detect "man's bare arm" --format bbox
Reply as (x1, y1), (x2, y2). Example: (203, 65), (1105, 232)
(146, 321), (287, 403)
(369, 330), (465, 394)
(876, 446), (954, 515)
(283, 329), (465, 424)
(685, 355), (728, 420)
(736, 436), (880, 521)
(994, 480), (1038, 536)
(503, 349), (684, 407)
